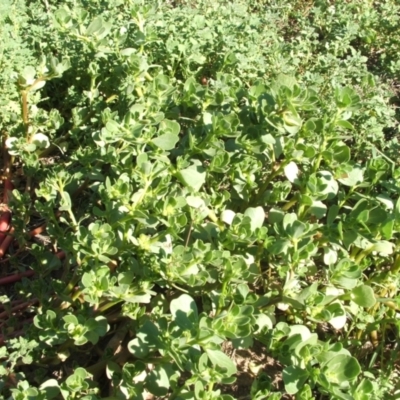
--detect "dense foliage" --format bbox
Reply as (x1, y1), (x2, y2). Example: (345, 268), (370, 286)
(1, 0), (400, 398)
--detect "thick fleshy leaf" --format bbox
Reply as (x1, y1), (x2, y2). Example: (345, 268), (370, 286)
(323, 354), (361, 383)
(351, 285), (376, 308)
(177, 164), (206, 192)
(205, 349), (237, 376)
(244, 206), (265, 231)
(283, 366), (309, 394)
(284, 161), (299, 183)
(152, 133), (179, 150)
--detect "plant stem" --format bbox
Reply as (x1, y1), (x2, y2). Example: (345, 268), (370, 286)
(0, 299), (38, 320)
(253, 163), (284, 205)
(98, 300), (123, 313)
(21, 90), (30, 139)
(390, 253), (400, 274)
(0, 270), (35, 286)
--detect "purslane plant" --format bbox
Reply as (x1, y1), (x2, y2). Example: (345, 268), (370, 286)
(0, 0), (399, 399)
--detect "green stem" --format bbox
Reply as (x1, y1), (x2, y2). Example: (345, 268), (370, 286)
(72, 33), (92, 43)
(390, 253), (400, 274)
(289, 239), (298, 279)
(67, 208), (78, 228)
(71, 289), (82, 302)
(338, 187), (355, 209)
(354, 252), (365, 265)
(98, 299), (123, 313)
(312, 144), (325, 174)
(64, 268), (80, 295)
(253, 163), (285, 205)
(25, 76), (47, 92)
(256, 241), (265, 290)
(297, 203), (308, 220)
(21, 90), (30, 140)
(217, 280), (228, 314)
(128, 181), (151, 212)
(282, 196), (298, 211)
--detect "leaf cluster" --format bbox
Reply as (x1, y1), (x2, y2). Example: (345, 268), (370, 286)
(0, 0), (400, 399)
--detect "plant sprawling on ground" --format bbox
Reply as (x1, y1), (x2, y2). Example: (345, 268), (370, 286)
(0, 0), (400, 399)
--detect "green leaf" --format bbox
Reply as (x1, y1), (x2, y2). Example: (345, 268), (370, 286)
(285, 219), (307, 240)
(327, 204), (339, 226)
(356, 379), (374, 397)
(105, 120), (120, 133)
(39, 379), (60, 399)
(128, 321), (163, 358)
(25, 143), (37, 152)
(288, 325), (312, 340)
(330, 258), (361, 290)
(186, 195), (205, 208)
(63, 314), (78, 325)
(326, 302), (347, 330)
(295, 333), (318, 357)
(194, 380), (205, 398)
(284, 161), (299, 183)
(338, 166), (364, 187)
(32, 133), (50, 149)
(19, 65), (36, 85)
(221, 209), (236, 225)
(152, 132), (179, 150)
(86, 17), (102, 35)
(381, 219), (394, 240)
(4, 2), (400, 394)
(309, 200), (327, 219)
(332, 145), (351, 163)
(59, 191), (72, 211)
(351, 285), (376, 308)
(336, 120), (354, 130)
(296, 384), (313, 400)
(268, 207), (284, 224)
(177, 163), (206, 192)
(261, 134), (275, 145)
(85, 17), (111, 39)
(323, 354), (361, 383)
(395, 197), (400, 223)
(170, 294), (198, 330)
(367, 241), (394, 256)
(376, 194), (393, 210)
(244, 206), (265, 231)
(85, 316), (108, 344)
(159, 119), (180, 135)
(205, 349), (237, 376)
(283, 366), (309, 394)
(318, 171), (339, 199)
(120, 48), (136, 56)
(146, 364), (173, 396)
(274, 74), (298, 91)
(323, 247), (337, 266)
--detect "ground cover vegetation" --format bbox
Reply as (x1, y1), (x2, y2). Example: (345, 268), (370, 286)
(0, 0), (400, 398)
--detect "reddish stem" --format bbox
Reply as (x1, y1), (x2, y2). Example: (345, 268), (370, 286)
(0, 248), (24, 264)
(0, 212), (11, 246)
(56, 250), (66, 259)
(0, 211), (11, 232)
(0, 299), (38, 320)
(28, 223), (47, 237)
(3, 138), (13, 205)
(0, 328), (24, 347)
(0, 299), (25, 311)
(0, 227), (14, 257)
(0, 270), (35, 286)
(3, 179), (14, 204)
